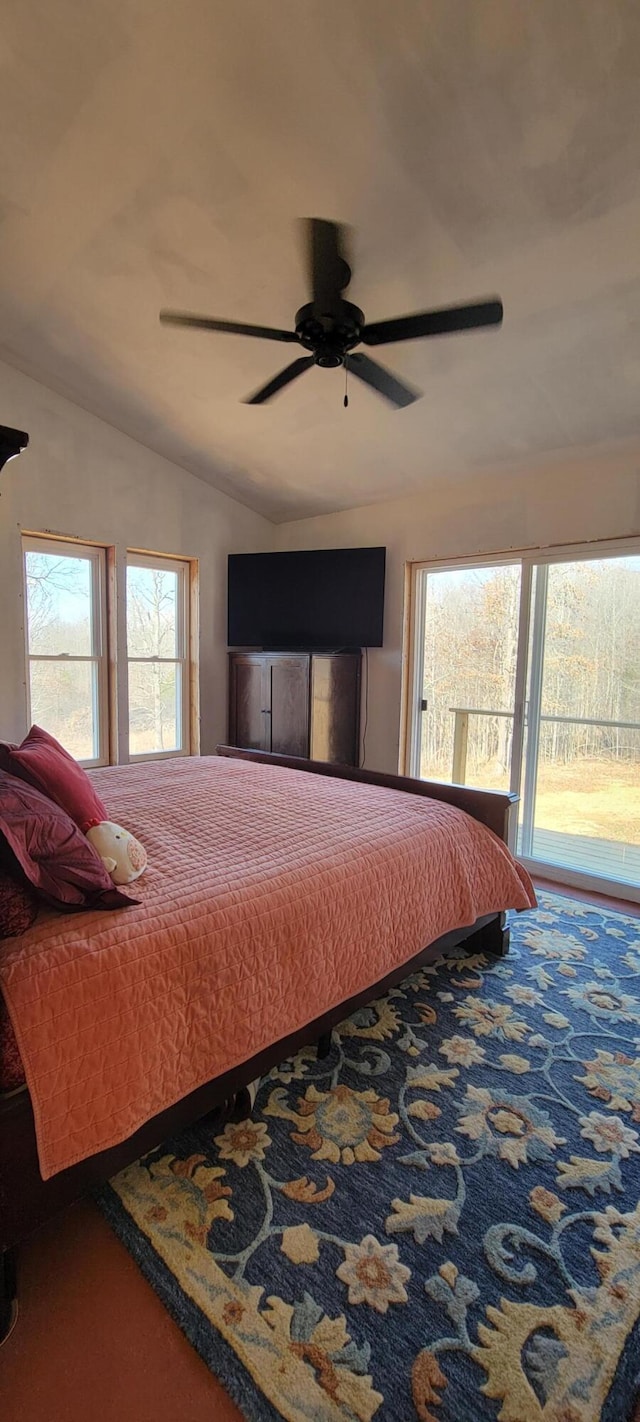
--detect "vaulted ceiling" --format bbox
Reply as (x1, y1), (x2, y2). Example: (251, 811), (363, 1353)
(1, 1), (640, 520)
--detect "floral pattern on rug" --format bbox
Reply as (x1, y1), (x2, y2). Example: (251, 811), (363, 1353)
(99, 894), (640, 1422)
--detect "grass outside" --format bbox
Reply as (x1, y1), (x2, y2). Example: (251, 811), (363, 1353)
(422, 755), (640, 847)
(531, 760), (640, 846)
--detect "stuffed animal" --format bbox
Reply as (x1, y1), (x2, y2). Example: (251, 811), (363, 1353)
(86, 821), (147, 886)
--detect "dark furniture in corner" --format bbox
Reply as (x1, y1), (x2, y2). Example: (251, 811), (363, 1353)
(228, 650), (361, 765)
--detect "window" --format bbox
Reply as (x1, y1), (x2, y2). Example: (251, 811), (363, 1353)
(22, 536), (196, 766)
(126, 553), (190, 759)
(23, 536), (108, 765)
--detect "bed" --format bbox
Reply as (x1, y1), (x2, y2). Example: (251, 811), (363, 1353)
(0, 745), (535, 1336)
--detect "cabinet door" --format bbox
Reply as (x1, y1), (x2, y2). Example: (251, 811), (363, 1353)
(268, 656), (310, 757)
(310, 654), (361, 765)
(229, 656), (267, 750)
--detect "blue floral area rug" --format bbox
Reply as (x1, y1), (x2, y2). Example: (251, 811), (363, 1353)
(98, 893), (640, 1422)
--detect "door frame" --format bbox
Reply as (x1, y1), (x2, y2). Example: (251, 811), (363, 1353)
(404, 536), (640, 901)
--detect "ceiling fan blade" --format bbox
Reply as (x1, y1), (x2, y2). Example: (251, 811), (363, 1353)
(244, 355), (316, 405)
(303, 218), (352, 312)
(160, 311), (298, 343)
(362, 298), (503, 346)
(346, 353), (420, 409)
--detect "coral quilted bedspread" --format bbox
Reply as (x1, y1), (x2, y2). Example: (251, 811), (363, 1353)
(0, 756), (535, 1179)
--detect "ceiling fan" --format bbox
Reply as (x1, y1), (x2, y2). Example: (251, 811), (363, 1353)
(160, 219), (503, 409)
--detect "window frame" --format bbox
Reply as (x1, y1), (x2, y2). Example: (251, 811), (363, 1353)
(125, 550), (191, 762)
(22, 534), (110, 768)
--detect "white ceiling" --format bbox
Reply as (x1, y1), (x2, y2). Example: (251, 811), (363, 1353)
(1, 0), (640, 521)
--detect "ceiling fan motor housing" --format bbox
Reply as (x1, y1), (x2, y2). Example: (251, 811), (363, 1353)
(160, 219), (502, 403)
(295, 301), (365, 367)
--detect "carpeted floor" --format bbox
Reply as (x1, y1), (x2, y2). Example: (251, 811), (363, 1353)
(98, 893), (640, 1421)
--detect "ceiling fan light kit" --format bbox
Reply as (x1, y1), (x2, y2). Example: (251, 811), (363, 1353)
(160, 218), (503, 408)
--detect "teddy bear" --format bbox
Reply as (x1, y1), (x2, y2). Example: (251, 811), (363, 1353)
(86, 821), (148, 886)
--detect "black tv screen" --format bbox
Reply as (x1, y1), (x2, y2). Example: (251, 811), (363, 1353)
(228, 546), (385, 649)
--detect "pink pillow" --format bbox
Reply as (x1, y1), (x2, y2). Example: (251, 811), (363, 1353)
(4, 726), (107, 831)
(0, 869), (38, 938)
(0, 771), (137, 912)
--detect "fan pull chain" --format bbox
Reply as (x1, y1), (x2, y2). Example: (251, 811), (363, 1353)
(344, 363), (349, 408)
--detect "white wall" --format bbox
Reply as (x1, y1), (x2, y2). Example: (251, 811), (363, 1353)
(0, 361), (272, 753)
(275, 449), (640, 773)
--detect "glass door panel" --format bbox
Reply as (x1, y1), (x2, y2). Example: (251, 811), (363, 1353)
(411, 548), (640, 896)
(418, 563), (522, 791)
(525, 555), (640, 889)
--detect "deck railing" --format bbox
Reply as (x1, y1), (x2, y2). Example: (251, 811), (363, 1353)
(448, 707), (640, 785)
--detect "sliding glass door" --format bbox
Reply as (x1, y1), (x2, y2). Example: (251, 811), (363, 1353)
(519, 556), (640, 890)
(414, 561), (524, 793)
(409, 546), (640, 899)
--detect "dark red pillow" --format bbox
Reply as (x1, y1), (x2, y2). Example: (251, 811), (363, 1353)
(0, 771), (136, 912)
(4, 725), (107, 831)
(0, 741), (17, 775)
(0, 869), (38, 938)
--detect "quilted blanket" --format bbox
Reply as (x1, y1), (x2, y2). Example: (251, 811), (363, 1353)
(0, 756), (534, 1178)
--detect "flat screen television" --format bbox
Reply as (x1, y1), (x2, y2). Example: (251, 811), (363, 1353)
(228, 546), (386, 649)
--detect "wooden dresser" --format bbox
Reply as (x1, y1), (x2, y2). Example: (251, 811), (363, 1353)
(228, 651), (361, 766)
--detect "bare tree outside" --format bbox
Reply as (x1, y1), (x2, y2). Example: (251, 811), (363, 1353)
(25, 550), (97, 760)
(421, 564), (521, 787)
(126, 563), (182, 755)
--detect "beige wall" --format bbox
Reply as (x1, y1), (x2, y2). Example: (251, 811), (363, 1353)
(275, 450), (640, 773)
(0, 361), (272, 753)
(2, 358), (639, 775)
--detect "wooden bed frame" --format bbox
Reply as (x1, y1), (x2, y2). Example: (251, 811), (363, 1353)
(0, 746), (519, 1340)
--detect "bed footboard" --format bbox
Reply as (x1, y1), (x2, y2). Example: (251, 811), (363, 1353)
(471, 910), (510, 957)
(215, 745), (519, 846)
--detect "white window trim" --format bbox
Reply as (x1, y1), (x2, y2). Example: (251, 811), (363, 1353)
(22, 534), (110, 768)
(126, 551), (191, 762)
